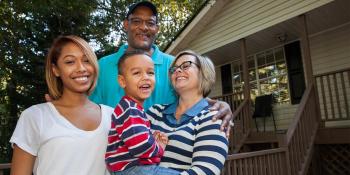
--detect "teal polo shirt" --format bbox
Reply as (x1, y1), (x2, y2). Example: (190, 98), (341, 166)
(89, 44), (176, 109)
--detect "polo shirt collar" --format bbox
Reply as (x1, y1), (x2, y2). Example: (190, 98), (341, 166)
(120, 44), (163, 65)
(163, 98), (208, 117)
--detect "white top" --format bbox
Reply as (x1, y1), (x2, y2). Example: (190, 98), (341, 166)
(10, 102), (113, 175)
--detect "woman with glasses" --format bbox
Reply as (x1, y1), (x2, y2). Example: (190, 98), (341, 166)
(147, 50), (228, 175)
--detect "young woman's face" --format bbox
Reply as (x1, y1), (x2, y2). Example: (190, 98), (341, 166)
(52, 42), (95, 95)
(170, 55), (200, 94)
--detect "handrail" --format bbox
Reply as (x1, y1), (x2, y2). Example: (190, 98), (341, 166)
(232, 99), (248, 120)
(223, 147), (290, 175)
(0, 163), (11, 175)
(0, 163), (10, 169)
(284, 82), (319, 175)
(313, 67), (350, 77)
(285, 84), (314, 144)
(314, 68), (350, 122)
(227, 147), (288, 160)
(211, 91), (244, 99)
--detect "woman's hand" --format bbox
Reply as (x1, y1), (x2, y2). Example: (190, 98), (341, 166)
(207, 98), (234, 137)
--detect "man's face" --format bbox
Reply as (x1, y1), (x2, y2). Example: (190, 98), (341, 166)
(124, 6), (159, 51)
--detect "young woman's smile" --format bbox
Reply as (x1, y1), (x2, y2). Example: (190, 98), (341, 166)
(52, 42), (95, 95)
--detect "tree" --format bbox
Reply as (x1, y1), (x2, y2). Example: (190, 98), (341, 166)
(0, 0), (207, 163)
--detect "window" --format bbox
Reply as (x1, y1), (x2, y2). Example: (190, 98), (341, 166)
(221, 64), (233, 94)
(231, 46), (290, 104)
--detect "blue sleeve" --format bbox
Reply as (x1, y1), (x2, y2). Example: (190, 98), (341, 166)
(89, 59), (104, 104)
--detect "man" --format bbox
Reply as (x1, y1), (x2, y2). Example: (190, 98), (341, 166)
(89, 1), (233, 135)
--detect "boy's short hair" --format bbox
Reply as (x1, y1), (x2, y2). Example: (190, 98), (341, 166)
(45, 35), (99, 100)
(170, 50), (216, 97)
(118, 50), (151, 75)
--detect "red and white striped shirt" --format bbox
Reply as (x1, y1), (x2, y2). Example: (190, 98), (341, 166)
(105, 96), (164, 171)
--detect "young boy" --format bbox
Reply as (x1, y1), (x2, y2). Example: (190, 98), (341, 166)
(105, 50), (178, 175)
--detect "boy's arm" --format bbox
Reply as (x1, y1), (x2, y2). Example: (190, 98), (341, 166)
(116, 108), (164, 160)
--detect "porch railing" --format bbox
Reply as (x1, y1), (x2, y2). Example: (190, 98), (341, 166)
(314, 67), (350, 122)
(0, 163), (11, 175)
(285, 83), (319, 175)
(222, 148), (290, 175)
(212, 92), (251, 153)
(230, 99), (251, 153)
(223, 83), (319, 175)
(212, 92), (244, 113)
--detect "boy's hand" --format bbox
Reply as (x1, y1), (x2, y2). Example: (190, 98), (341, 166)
(153, 131), (168, 150)
(207, 98), (234, 137)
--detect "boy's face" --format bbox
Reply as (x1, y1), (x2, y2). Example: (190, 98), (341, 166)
(118, 54), (155, 105)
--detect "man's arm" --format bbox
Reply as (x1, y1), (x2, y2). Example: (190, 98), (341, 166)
(207, 98), (234, 137)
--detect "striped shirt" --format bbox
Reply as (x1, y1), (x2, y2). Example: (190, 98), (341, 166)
(146, 99), (228, 175)
(105, 96), (164, 171)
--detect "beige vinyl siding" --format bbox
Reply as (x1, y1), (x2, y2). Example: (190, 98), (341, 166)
(188, 0), (332, 54)
(310, 23), (350, 122)
(310, 22), (350, 74)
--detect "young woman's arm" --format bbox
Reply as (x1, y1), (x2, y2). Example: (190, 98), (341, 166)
(11, 144), (35, 175)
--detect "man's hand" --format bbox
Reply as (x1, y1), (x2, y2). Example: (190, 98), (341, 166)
(45, 94), (53, 102)
(207, 98), (234, 137)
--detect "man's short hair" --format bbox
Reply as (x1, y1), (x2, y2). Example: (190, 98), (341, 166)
(126, 1), (158, 20)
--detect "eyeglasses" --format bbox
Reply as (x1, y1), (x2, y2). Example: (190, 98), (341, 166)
(169, 61), (199, 74)
(129, 18), (157, 28)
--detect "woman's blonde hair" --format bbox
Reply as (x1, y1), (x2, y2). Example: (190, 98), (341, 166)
(170, 50), (216, 97)
(45, 35), (99, 100)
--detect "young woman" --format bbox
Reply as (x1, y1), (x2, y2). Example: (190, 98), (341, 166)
(147, 50), (229, 175)
(10, 35), (113, 175)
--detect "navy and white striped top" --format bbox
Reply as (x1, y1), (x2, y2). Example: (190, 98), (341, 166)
(146, 99), (228, 175)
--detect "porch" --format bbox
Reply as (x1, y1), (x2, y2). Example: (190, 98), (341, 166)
(217, 68), (350, 175)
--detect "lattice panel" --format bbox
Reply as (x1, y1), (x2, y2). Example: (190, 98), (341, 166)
(319, 144), (350, 175)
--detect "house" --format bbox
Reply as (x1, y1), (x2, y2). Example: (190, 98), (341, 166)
(165, 0), (350, 174)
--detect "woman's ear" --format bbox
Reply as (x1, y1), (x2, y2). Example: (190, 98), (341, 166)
(52, 64), (60, 77)
(118, 75), (126, 88)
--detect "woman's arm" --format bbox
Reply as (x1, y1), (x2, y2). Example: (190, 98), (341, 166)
(182, 111), (228, 175)
(11, 144), (35, 175)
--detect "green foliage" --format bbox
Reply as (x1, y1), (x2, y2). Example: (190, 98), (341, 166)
(0, 0), (206, 163)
